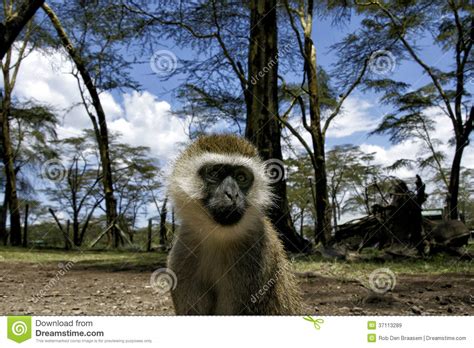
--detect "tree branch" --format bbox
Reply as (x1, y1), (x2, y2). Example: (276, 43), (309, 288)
(322, 56), (370, 137)
(275, 112), (317, 172)
(359, 0), (458, 131)
(0, 0), (44, 60)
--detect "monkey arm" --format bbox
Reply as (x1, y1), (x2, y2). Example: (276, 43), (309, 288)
(168, 238), (216, 315)
(171, 279), (216, 315)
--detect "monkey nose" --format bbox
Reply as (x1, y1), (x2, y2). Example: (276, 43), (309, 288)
(224, 189), (239, 203)
(222, 177), (240, 204)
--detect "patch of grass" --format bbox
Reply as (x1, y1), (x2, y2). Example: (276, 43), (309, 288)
(0, 246), (167, 270)
(291, 251), (473, 285)
(1, 245), (472, 279)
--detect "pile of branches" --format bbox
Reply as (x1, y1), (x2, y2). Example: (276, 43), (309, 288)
(333, 175), (470, 257)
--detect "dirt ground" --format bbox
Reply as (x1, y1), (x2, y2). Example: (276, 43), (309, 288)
(0, 261), (473, 316)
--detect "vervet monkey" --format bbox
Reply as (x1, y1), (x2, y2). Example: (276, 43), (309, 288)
(167, 134), (301, 315)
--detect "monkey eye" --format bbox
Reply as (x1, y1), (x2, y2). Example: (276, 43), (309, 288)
(206, 168), (221, 182)
(235, 171), (249, 185)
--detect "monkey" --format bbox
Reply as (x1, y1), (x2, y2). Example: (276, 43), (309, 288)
(167, 134), (302, 315)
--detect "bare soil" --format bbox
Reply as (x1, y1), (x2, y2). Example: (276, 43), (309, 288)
(0, 261), (472, 316)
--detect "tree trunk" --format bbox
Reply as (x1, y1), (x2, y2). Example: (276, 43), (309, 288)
(147, 218), (152, 252)
(22, 203), (28, 247)
(0, 0), (45, 60)
(159, 196), (168, 246)
(304, 0), (332, 246)
(312, 156), (331, 245)
(448, 105), (472, 220)
(246, 0), (309, 253)
(42, 3), (120, 247)
(49, 209), (72, 250)
(448, 137), (467, 220)
(0, 179), (10, 245)
(0, 91), (22, 246)
(65, 219), (71, 250)
(73, 215), (80, 246)
(332, 197), (338, 233)
(299, 206), (306, 237)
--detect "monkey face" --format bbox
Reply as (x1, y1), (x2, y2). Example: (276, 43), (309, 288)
(198, 164), (254, 225)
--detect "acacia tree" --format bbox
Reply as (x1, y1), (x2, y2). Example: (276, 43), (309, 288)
(286, 145), (385, 236)
(45, 132), (103, 247)
(125, 0), (308, 251)
(326, 145), (385, 223)
(123, 0), (250, 133)
(41, 1), (142, 246)
(369, 99), (452, 197)
(111, 142), (161, 241)
(276, 0), (371, 245)
(353, 0), (473, 219)
(0, 1), (37, 245)
(285, 153), (316, 237)
(342, 151), (382, 216)
(326, 145), (359, 228)
(0, 101), (58, 244)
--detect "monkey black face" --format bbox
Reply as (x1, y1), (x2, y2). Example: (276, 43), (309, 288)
(198, 163), (254, 226)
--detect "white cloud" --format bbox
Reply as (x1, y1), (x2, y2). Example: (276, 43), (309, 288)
(3, 47), (189, 168)
(109, 91), (190, 165)
(359, 107), (473, 177)
(359, 142), (418, 179)
(10, 49), (90, 130)
(325, 96), (379, 138)
(100, 92), (124, 120)
(282, 96), (380, 158)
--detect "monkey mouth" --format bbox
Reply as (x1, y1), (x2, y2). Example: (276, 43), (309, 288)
(209, 206), (245, 226)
